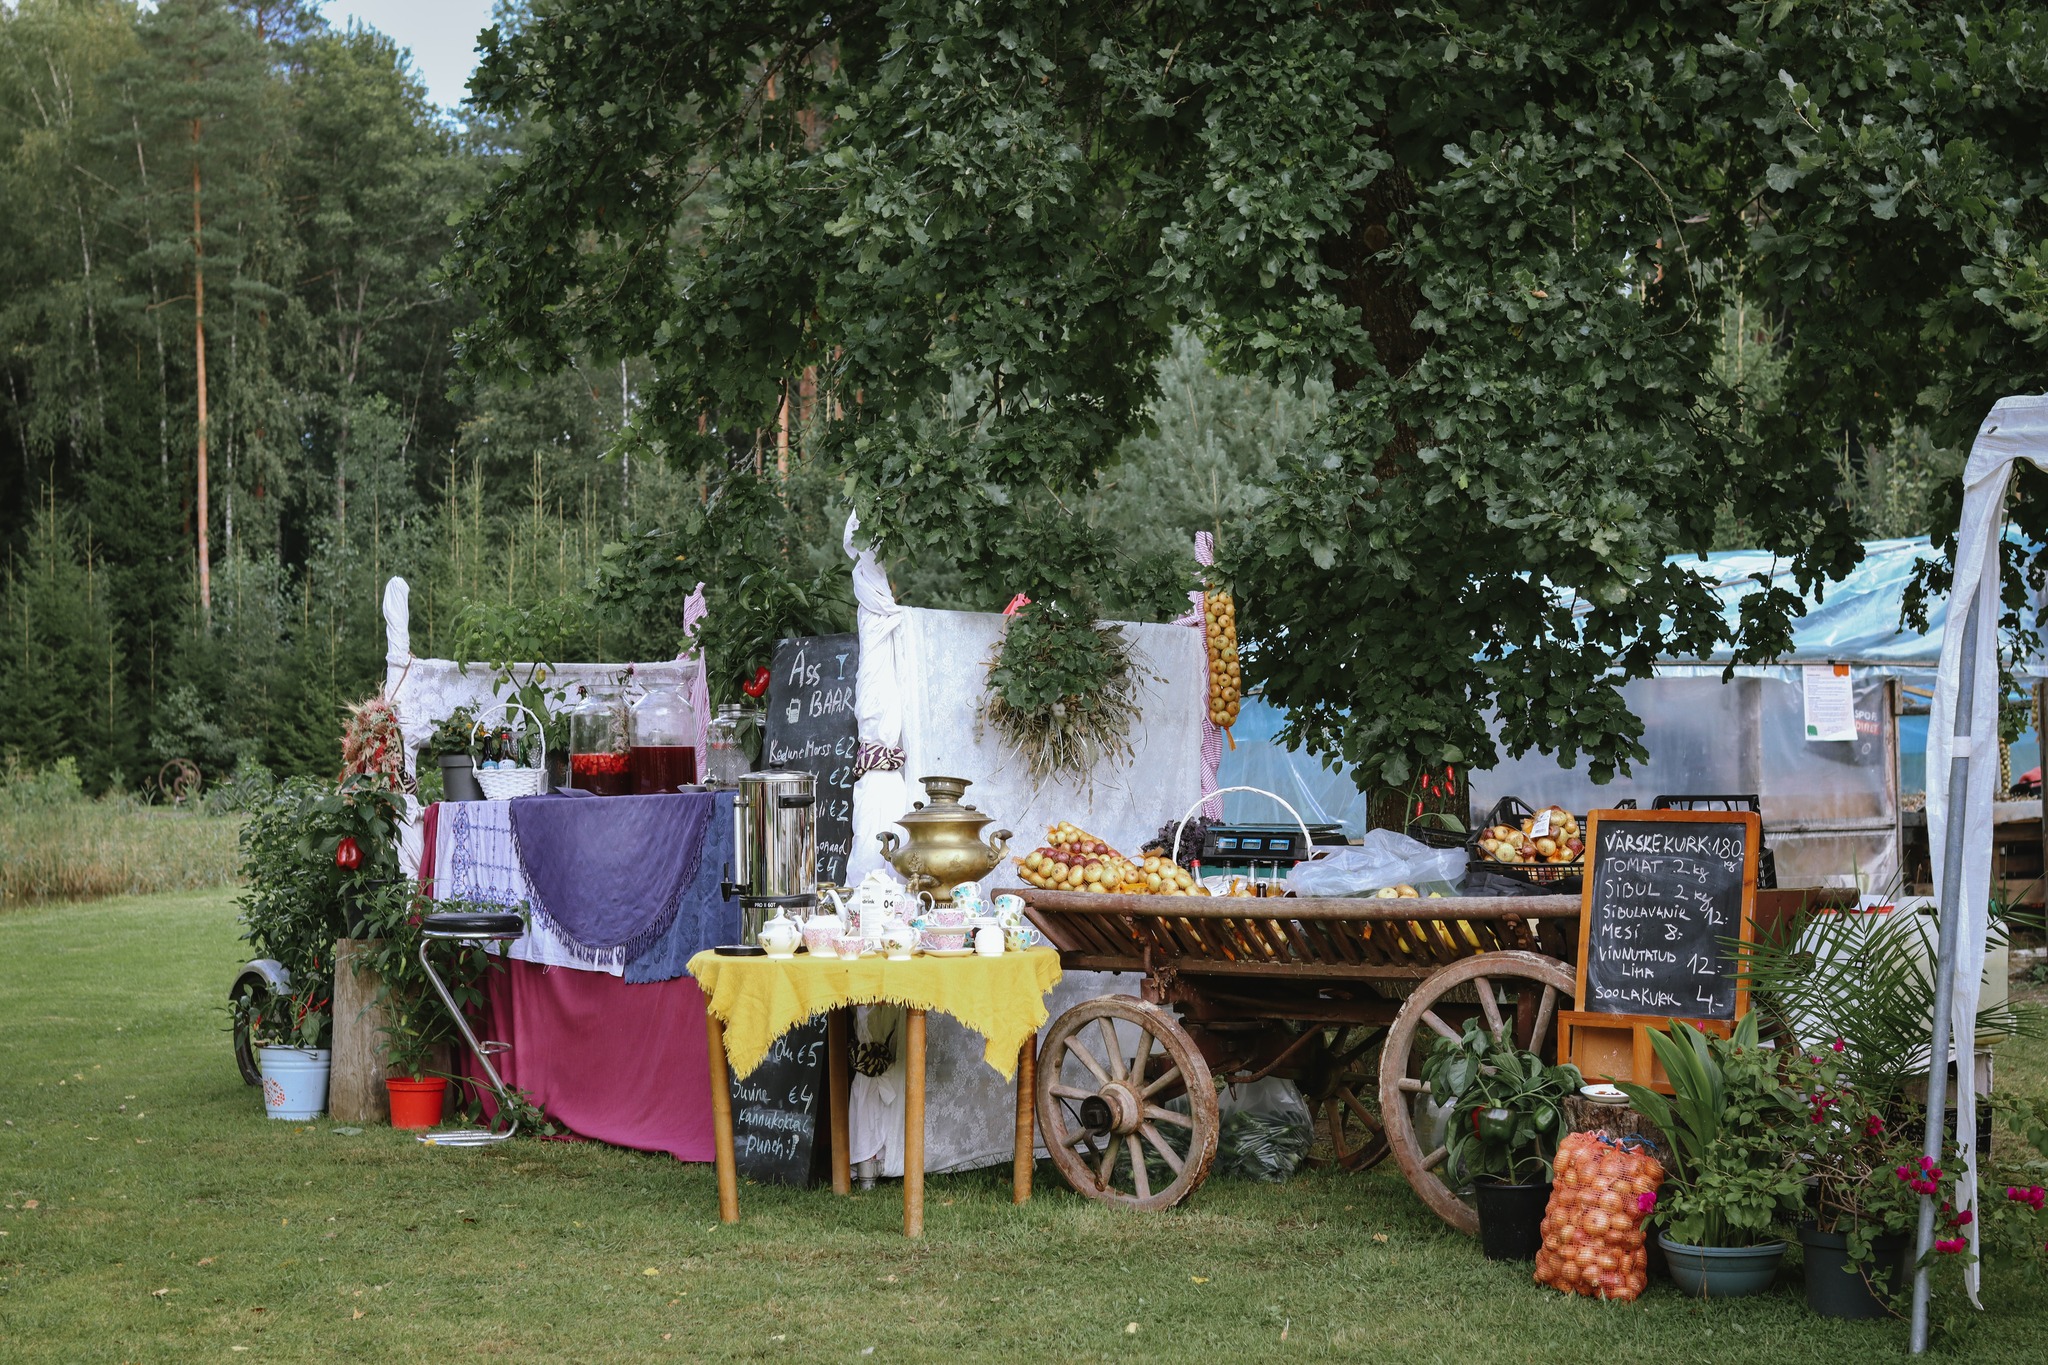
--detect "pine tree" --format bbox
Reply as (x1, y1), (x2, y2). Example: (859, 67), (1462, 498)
(114, 0), (285, 622)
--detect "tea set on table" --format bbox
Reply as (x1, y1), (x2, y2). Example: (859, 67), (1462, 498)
(754, 868), (1042, 962)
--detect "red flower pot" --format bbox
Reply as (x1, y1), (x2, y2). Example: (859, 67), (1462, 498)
(386, 1076), (447, 1130)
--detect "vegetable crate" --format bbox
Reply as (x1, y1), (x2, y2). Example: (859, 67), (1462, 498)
(1009, 887), (1581, 1229)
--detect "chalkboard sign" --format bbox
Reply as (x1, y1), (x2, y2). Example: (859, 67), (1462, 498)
(1576, 811), (1757, 1019)
(763, 633), (860, 885)
(729, 1017), (829, 1186)
(1562, 809), (1759, 1091)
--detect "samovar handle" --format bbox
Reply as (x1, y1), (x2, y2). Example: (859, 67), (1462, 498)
(877, 829), (902, 858)
(986, 828), (1013, 861)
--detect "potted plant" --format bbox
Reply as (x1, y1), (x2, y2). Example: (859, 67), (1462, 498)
(421, 705), (483, 803)
(1617, 1015), (1806, 1297)
(1421, 1017), (1582, 1260)
(1738, 893), (2048, 1318)
(236, 775), (403, 1119)
(1773, 1044), (1924, 1317)
(358, 887), (501, 1130)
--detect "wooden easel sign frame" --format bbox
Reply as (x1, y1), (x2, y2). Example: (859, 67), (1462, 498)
(1559, 808), (1760, 1093)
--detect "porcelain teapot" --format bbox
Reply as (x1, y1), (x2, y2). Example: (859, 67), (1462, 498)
(823, 868), (911, 941)
(757, 910), (802, 958)
(801, 905), (844, 957)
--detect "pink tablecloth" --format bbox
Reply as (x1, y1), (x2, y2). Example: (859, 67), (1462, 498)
(467, 957), (716, 1162)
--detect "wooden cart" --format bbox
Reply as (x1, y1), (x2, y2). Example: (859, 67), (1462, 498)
(1011, 887), (1583, 1231)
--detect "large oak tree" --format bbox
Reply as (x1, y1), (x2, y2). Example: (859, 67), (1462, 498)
(455, 1), (2048, 786)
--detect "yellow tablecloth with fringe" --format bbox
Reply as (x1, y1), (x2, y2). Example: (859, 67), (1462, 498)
(687, 947), (1063, 1081)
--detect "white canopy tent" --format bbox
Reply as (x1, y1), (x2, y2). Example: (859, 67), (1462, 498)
(1916, 393), (2048, 1346)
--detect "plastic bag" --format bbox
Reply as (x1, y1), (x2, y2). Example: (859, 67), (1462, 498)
(1534, 1131), (1665, 1301)
(1284, 828), (1466, 898)
(1216, 1079), (1314, 1182)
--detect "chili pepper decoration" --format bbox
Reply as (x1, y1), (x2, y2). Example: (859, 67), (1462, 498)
(742, 667), (772, 699)
(334, 836), (362, 870)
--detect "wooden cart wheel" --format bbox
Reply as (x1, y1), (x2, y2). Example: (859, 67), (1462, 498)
(1302, 1024), (1391, 1173)
(1378, 951), (1574, 1235)
(1036, 996), (1219, 1211)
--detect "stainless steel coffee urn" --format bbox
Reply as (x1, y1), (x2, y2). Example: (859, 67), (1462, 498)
(723, 770), (819, 943)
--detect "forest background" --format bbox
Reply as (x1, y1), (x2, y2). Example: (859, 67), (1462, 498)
(0, 0), (1961, 798)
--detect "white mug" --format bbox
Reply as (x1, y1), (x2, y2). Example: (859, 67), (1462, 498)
(974, 924), (1005, 957)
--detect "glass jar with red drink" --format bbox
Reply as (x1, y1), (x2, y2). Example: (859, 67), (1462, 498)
(629, 675), (701, 793)
(566, 685), (632, 796)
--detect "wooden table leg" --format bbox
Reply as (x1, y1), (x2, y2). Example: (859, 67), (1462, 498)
(904, 1007), (926, 1238)
(827, 1007), (852, 1196)
(705, 1011), (739, 1225)
(1012, 1035), (1036, 1204)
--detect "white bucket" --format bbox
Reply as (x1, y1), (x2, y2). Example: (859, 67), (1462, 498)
(257, 1046), (331, 1120)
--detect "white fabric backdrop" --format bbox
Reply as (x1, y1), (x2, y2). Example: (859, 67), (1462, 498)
(841, 527), (1212, 1173)
(1926, 393), (2048, 1293)
(380, 574), (707, 878)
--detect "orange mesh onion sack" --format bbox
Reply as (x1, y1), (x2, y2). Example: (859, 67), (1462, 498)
(1533, 1131), (1664, 1301)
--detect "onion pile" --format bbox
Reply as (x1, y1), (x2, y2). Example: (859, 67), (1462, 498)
(1533, 1130), (1663, 1301)
(1479, 806), (1584, 867)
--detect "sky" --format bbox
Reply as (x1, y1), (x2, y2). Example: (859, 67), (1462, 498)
(318, 1), (496, 110)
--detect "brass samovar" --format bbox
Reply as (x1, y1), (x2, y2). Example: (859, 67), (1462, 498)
(876, 776), (1012, 897)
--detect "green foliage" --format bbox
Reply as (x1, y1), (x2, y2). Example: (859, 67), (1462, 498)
(354, 886), (500, 1081)
(454, 0), (2048, 797)
(0, 500), (134, 792)
(983, 602), (1145, 785)
(0, 755), (89, 810)
(1616, 1016), (1805, 1247)
(1740, 904), (2047, 1103)
(1420, 1017), (1580, 1186)
(234, 774), (401, 1048)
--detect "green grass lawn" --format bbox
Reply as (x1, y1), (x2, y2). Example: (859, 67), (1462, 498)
(2, 890), (2043, 1363)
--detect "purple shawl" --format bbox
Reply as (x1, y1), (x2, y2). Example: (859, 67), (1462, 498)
(507, 791), (716, 966)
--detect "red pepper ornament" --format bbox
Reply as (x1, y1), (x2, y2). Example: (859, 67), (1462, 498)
(742, 667), (771, 699)
(334, 836), (362, 870)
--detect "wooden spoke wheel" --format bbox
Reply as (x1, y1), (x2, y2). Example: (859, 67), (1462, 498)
(1378, 952), (1573, 1234)
(158, 758), (201, 807)
(1301, 1024), (1391, 1173)
(1036, 996), (1219, 1210)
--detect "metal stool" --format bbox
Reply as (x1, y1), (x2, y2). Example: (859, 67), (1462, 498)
(417, 911), (526, 1147)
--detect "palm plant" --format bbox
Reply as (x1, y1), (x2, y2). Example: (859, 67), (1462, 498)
(1616, 1015), (1806, 1247)
(1738, 894), (2044, 1104)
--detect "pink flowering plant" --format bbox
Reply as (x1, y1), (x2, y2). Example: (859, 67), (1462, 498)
(1783, 1046), (2048, 1300)
(1780, 1045), (1927, 1262)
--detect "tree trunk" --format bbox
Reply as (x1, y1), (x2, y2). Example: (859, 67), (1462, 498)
(330, 938), (394, 1124)
(190, 123), (211, 620)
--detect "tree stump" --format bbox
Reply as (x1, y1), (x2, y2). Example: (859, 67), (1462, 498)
(1563, 1095), (1667, 1154)
(330, 938), (394, 1123)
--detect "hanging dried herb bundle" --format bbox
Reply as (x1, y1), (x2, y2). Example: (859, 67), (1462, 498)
(339, 695), (408, 790)
(983, 601), (1146, 784)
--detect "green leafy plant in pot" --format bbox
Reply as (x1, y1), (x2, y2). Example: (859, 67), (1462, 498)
(235, 775), (403, 1118)
(356, 886), (504, 1130)
(1421, 1017), (1582, 1260)
(1616, 1015), (1806, 1297)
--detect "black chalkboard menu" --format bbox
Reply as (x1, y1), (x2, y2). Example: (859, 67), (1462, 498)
(1561, 809), (1760, 1091)
(729, 1017), (829, 1186)
(763, 633), (860, 885)
(1575, 810), (1758, 1020)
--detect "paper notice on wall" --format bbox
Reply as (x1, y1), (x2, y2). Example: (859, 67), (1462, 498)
(1802, 664), (1856, 742)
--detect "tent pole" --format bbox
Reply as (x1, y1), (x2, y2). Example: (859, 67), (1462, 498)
(1910, 591), (1981, 1354)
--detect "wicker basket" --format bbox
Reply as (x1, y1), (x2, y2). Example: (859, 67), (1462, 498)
(470, 701), (548, 801)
